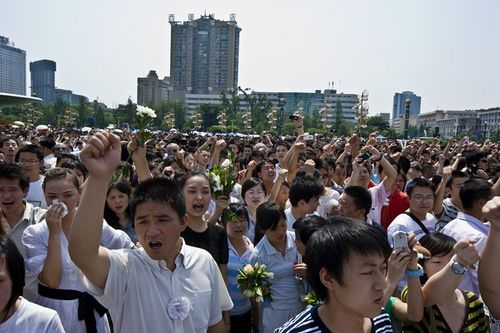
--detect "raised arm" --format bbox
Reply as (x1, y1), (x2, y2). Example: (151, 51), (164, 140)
(68, 132), (122, 290)
(128, 135), (152, 182)
(480, 197), (500, 317)
(433, 165), (452, 216)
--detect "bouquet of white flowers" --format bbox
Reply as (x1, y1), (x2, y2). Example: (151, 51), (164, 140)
(134, 105), (157, 146)
(237, 263), (274, 303)
(206, 152), (237, 198)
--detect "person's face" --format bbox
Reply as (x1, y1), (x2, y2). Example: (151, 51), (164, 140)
(1, 140), (18, 157)
(264, 218), (287, 245)
(0, 259), (13, 316)
(297, 160), (305, 172)
(199, 151), (211, 165)
(423, 252), (453, 278)
(225, 215), (248, 240)
(357, 166), (371, 186)
(450, 177), (468, 201)
(243, 147), (252, 156)
(229, 144), (239, 156)
(319, 168), (330, 186)
(338, 193), (363, 220)
(328, 165), (336, 179)
(328, 252), (387, 319)
(277, 185), (289, 206)
(17, 152), (42, 174)
(478, 157), (488, 171)
(409, 186), (434, 215)
(303, 196), (320, 214)
(182, 175), (211, 218)
(106, 188), (129, 216)
(333, 167), (347, 185)
(44, 178), (80, 213)
(167, 143), (180, 154)
(0, 178), (27, 215)
(244, 184), (266, 210)
(184, 154), (194, 171)
(395, 174), (405, 192)
(134, 200), (187, 260)
(258, 162), (276, 182)
(275, 145), (288, 161)
(294, 230), (306, 256)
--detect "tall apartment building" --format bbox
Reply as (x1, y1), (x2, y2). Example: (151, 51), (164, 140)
(30, 59), (56, 103)
(169, 13), (241, 100)
(391, 91), (421, 132)
(0, 36), (26, 95)
(137, 70), (171, 106)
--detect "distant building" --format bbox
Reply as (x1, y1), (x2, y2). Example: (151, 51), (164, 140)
(477, 107), (500, 137)
(54, 88), (88, 105)
(137, 70), (171, 106)
(377, 113), (391, 125)
(418, 110), (480, 137)
(30, 59), (56, 103)
(169, 13), (241, 99)
(391, 91), (421, 132)
(0, 36), (26, 95)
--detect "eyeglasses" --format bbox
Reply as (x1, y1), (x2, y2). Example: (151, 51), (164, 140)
(18, 159), (39, 165)
(412, 195), (434, 202)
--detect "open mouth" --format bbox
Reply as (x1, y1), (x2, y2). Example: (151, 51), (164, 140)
(2, 201), (15, 208)
(149, 241), (163, 249)
(192, 204), (204, 212)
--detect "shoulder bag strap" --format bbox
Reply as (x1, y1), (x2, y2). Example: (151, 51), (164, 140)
(405, 212), (430, 234)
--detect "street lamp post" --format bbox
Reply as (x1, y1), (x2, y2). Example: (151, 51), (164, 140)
(277, 98), (286, 135)
(404, 99), (411, 139)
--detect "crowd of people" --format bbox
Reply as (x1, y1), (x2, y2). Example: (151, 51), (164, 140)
(1, 118), (500, 333)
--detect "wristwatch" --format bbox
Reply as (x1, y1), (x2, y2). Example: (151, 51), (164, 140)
(405, 264), (424, 278)
(450, 257), (467, 275)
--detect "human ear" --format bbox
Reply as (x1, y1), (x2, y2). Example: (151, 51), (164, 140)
(319, 267), (337, 292)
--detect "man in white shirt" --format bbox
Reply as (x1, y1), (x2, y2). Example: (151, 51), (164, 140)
(39, 136), (57, 170)
(285, 175), (323, 230)
(387, 177), (438, 245)
(68, 132), (232, 333)
(441, 178), (493, 297)
(15, 144), (47, 208)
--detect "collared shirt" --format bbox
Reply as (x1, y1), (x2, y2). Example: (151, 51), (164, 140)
(227, 236), (254, 316)
(83, 239), (233, 333)
(441, 212), (489, 296)
(249, 231), (302, 310)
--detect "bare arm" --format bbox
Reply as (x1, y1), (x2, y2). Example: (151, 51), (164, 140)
(39, 205), (65, 288)
(68, 132), (122, 290)
(270, 169), (288, 203)
(433, 166), (452, 216)
(128, 137), (152, 182)
(207, 319), (225, 333)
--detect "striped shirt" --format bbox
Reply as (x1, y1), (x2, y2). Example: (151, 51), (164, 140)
(401, 289), (490, 333)
(274, 305), (393, 333)
(227, 236), (254, 316)
(435, 198), (460, 231)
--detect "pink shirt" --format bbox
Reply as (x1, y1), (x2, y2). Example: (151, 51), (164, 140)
(368, 182), (389, 225)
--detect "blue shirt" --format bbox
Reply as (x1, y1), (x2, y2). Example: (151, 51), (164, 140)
(249, 231), (302, 310)
(227, 236), (254, 316)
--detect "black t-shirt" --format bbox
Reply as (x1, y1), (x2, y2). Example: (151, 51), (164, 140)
(181, 223), (229, 265)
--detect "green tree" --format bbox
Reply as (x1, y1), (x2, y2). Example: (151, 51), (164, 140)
(76, 97), (90, 127)
(366, 116), (389, 132)
(92, 100), (106, 128)
(199, 104), (223, 130)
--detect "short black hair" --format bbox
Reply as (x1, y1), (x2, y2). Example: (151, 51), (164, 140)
(305, 217), (391, 300)
(293, 215), (327, 246)
(38, 136), (56, 150)
(0, 136), (19, 148)
(343, 186), (372, 217)
(465, 150), (487, 167)
(445, 170), (470, 188)
(460, 179), (493, 210)
(406, 177), (436, 197)
(15, 144), (44, 162)
(256, 201), (285, 232)
(0, 163), (30, 191)
(0, 235), (25, 322)
(130, 177), (186, 221)
(289, 175), (324, 207)
(221, 203), (249, 227)
(241, 178), (266, 204)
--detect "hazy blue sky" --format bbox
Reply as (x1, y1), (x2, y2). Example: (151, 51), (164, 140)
(2, 0), (499, 116)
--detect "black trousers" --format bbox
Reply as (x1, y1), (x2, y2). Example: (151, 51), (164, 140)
(230, 310), (252, 333)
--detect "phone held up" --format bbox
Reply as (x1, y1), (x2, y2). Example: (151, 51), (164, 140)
(392, 231), (409, 252)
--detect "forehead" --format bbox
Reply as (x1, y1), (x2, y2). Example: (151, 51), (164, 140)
(0, 178), (22, 188)
(2, 139), (17, 146)
(45, 177), (77, 190)
(134, 200), (181, 220)
(345, 251), (386, 269)
(19, 151), (38, 158)
(411, 186), (434, 196)
(185, 175), (210, 186)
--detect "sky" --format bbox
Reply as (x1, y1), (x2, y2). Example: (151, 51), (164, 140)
(2, 0), (499, 116)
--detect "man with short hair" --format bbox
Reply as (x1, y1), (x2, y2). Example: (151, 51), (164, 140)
(0, 163), (46, 300)
(387, 178), (438, 245)
(68, 132), (232, 333)
(15, 144), (47, 208)
(276, 218), (393, 333)
(434, 170), (469, 231)
(39, 136), (57, 169)
(285, 175), (324, 230)
(441, 178), (493, 297)
(0, 136), (19, 164)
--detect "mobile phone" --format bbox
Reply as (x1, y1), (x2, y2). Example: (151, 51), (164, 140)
(392, 231), (409, 252)
(289, 115), (299, 120)
(297, 253), (303, 264)
(360, 151), (372, 161)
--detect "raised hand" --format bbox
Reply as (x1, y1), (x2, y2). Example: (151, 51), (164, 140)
(483, 196), (500, 231)
(46, 203), (66, 235)
(80, 131), (121, 180)
(454, 239), (479, 268)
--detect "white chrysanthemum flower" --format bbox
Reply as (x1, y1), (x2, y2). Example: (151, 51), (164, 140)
(221, 159), (231, 168)
(255, 296), (264, 303)
(243, 290), (253, 298)
(136, 105), (157, 118)
(243, 264), (253, 274)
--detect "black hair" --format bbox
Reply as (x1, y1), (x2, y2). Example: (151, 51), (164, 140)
(0, 136), (19, 148)
(325, 157), (336, 171)
(241, 178), (266, 204)
(419, 232), (456, 284)
(255, 202), (285, 244)
(43, 168), (80, 192)
(305, 217), (391, 300)
(56, 152), (77, 165)
(406, 177), (436, 197)
(0, 235), (25, 322)
(275, 140), (291, 150)
(252, 159), (275, 178)
(343, 186), (372, 217)
(445, 170), (470, 188)
(293, 215), (327, 246)
(104, 181), (133, 230)
(60, 161), (88, 183)
(289, 175), (324, 207)
(221, 203), (249, 227)
(460, 179), (493, 210)
(38, 136), (56, 150)
(465, 150), (488, 167)
(0, 163), (30, 191)
(129, 177), (186, 221)
(177, 171), (211, 192)
(15, 144), (44, 162)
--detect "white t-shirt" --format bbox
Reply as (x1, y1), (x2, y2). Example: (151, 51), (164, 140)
(387, 211), (437, 246)
(83, 241), (233, 333)
(0, 297), (65, 333)
(26, 176), (47, 208)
